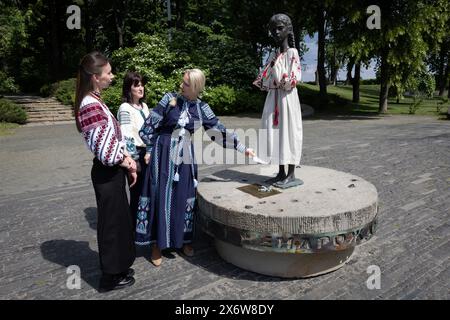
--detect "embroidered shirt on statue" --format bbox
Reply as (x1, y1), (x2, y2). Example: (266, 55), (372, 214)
(253, 47), (302, 91)
(77, 95), (126, 166)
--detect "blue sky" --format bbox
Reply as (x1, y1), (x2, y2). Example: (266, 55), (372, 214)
(300, 33), (377, 82)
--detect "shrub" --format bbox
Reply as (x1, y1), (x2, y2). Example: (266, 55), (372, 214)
(102, 83), (123, 116)
(170, 22), (258, 89)
(0, 71), (20, 94)
(405, 69), (436, 98)
(409, 97), (422, 114)
(111, 33), (184, 108)
(0, 99), (27, 124)
(202, 85), (237, 115)
(234, 89), (265, 114)
(39, 83), (52, 97)
(437, 98), (448, 116)
(41, 78), (76, 106)
(53, 78), (76, 106)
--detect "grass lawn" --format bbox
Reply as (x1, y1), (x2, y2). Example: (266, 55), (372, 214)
(299, 84), (449, 117)
(0, 122), (19, 136)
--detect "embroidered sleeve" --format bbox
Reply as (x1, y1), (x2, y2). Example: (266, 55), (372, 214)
(139, 93), (173, 153)
(200, 103), (246, 153)
(253, 53), (276, 91)
(117, 104), (138, 160)
(78, 102), (125, 166)
(275, 48), (301, 91)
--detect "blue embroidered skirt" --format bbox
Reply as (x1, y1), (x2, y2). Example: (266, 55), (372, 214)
(135, 133), (196, 249)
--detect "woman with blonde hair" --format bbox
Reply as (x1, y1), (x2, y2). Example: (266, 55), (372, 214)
(135, 69), (255, 266)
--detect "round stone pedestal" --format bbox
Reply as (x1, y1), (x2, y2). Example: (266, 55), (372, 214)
(197, 165), (378, 278)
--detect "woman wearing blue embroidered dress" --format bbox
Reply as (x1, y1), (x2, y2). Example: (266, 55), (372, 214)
(136, 69), (255, 266)
(117, 72), (150, 230)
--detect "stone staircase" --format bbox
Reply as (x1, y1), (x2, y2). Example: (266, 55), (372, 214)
(4, 95), (74, 124)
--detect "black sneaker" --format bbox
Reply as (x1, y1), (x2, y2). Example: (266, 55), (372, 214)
(99, 274), (135, 292)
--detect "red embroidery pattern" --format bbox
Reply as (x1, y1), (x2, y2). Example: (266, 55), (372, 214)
(103, 131), (116, 164)
(78, 103), (107, 132)
(93, 125), (107, 157)
(111, 116), (123, 141)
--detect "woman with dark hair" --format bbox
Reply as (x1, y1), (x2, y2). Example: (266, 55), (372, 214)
(253, 13), (303, 188)
(75, 51), (137, 292)
(117, 72), (150, 230)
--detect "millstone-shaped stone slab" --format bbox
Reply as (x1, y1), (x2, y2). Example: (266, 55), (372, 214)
(197, 165), (378, 278)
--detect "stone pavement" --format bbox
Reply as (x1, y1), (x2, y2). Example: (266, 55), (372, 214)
(0, 114), (449, 300)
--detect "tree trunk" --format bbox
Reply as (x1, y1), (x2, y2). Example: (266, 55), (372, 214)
(317, 8), (327, 98)
(49, 0), (62, 81)
(84, 0), (94, 51)
(174, 0), (184, 29)
(379, 50), (390, 113)
(346, 58), (354, 85)
(438, 49), (447, 96)
(293, 24), (300, 51)
(439, 61), (449, 97)
(352, 61), (361, 103)
(113, 0), (126, 47)
(329, 45), (337, 86)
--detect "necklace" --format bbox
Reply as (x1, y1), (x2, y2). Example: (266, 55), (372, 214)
(90, 91), (104, 104)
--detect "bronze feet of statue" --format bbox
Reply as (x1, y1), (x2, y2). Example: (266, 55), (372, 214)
(273, 174), (304, 189)
(264, 172), (286, 185)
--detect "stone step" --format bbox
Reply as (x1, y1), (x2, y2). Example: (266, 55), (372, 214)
(26, 112), (74, 117)
(3, 95), (75, 124)
(24, 108), (73, 113)
(16, 100), (61, 105)
(27, 113), (74, 118)
(21, 103), (70, 109)
(27, 116), (74, 121)
(27, 117), (74, 123)
(4, 97), (61, 104)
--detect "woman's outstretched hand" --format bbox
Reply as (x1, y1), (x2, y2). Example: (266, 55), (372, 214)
(245, 148), (256, 158)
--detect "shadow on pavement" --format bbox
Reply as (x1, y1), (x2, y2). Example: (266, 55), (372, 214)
(84, 207), (97, 230)
(40, 240), (101, 291)
(80, 205), (289, 283)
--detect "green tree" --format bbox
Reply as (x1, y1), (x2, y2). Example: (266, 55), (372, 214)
(374, 0), (449, 113)
(0, 2), (29, 92)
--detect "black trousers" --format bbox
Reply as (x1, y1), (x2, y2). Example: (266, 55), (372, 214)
(91, 158), (136, 275)
(129, 147), (148, 232)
